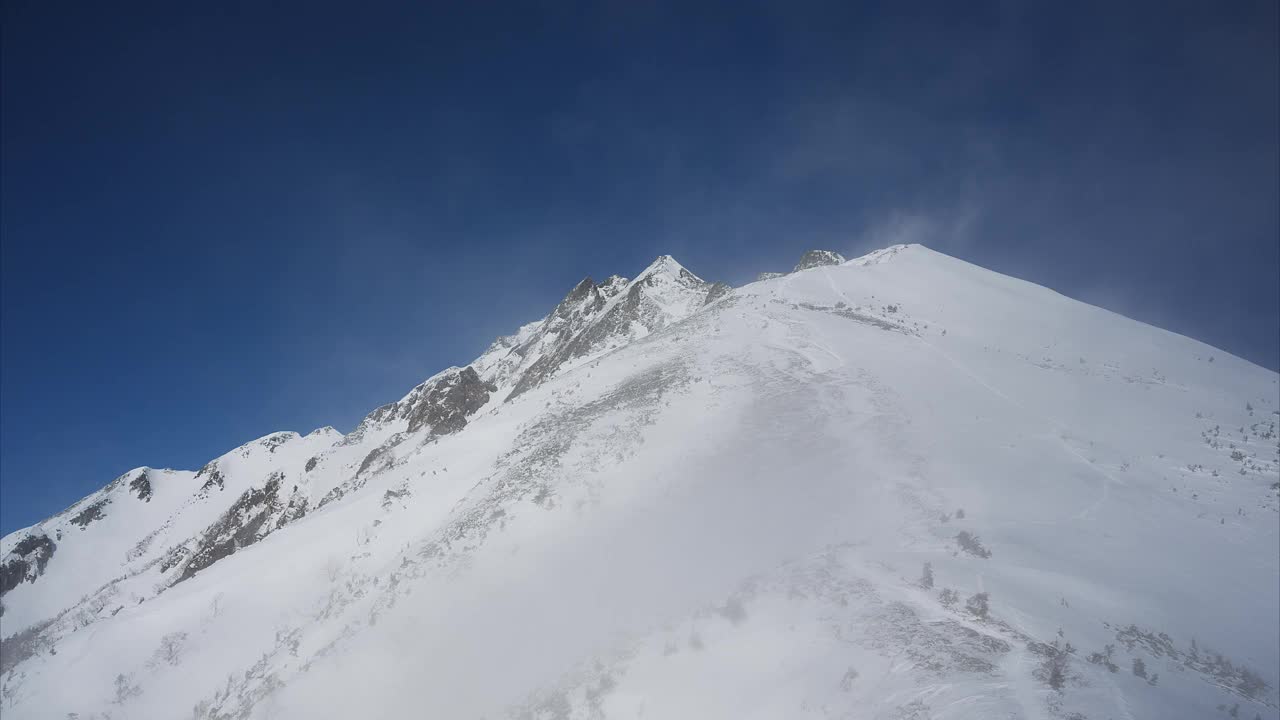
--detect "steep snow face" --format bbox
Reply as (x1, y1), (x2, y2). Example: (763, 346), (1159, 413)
(2, 245), (1277, 720)
(845, 243), (911, 266)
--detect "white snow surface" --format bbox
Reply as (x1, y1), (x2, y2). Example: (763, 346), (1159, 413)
(1, 244), (1277, 720)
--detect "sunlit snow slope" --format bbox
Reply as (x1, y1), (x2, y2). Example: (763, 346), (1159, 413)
(2, 245), (1277, 720)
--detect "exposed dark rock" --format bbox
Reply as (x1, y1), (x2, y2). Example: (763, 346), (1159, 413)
(703, 282), (733, 305)
(258, 433), (293, 452)
(406, 367), (497, 436)
(69, 499), (109, 529)
(0, 532), (56, 597)
(344, 362), (499, 447)
(552, 276), (606, 318)
(316, 485), (345, 510)
(598, 275), (628, 298)
(357, 444), (391, 476)
(304, 457), (318, 472)
(159, 545), (189, 574)
(9, 534), (54, 560)
(754, 251), (846, 282)
(128, 470), (153, 502)
(276, 487), (308, 530)
(507, 260), (708, 400)
(196, 462), (226, 493)
(381, 486), (410, 510)
(320, 432), (407, 511)
(793, 249), (846, 272)
(363, 401), (399, 426)
(176, 474), (287, 584)
(504, 277), (613, 399)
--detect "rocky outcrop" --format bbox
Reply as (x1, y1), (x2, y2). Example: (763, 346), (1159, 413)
(0, 531), (56, 597)
(343, 365), (498, 444)
(793, 249), (846, 271)
(196, 462), (226, 494)
(406, 367), (498, 435)
(703, 282), (733, 305)
(275, 487), (309, 530)
(174, 473), (298, 584)
(69, 499), (109, 529)
(128, 470), (153, 502)
(755, 249), (847, 282)
(256, 433), (295, 453)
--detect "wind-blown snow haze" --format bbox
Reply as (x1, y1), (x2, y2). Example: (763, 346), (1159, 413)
(3, 246), (1276, 719)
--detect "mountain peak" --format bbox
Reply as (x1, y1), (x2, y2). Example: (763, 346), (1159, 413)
(6, 244), (1277, 720)
(793, 249), (847, 272)
(550, 276), (602, 318)
(633, 254), (705, 291)
(599, 274), (628, 299)
(636, 254), (693, 278)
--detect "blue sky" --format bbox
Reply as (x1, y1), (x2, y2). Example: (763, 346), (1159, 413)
(2, 1), (1277, 533)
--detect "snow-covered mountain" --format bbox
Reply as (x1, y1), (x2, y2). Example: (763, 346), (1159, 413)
(2, 245), (1277, 720)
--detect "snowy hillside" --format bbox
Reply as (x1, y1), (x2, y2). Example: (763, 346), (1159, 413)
(2, 245), (1277, 720)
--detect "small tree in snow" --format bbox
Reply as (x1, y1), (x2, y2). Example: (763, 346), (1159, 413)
(1043, 642), (1069, 691)
(956, 531), (992, 558)
(965, 592), (990, 619)
(113, 674), (141, 705)
(156, 631), (187, 665)
(840, 667), (859, 691)
(919, 562), (934, 589)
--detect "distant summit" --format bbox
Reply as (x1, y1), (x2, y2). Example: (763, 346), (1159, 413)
(793, 249), (846, 271)
(755, 248), (848, 280)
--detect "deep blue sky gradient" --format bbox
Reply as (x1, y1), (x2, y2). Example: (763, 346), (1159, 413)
(3, 1), (1277, 532)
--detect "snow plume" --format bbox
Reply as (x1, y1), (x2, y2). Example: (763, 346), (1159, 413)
(2, 247), (1276, 720)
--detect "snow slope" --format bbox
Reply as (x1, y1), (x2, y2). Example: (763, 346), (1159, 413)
(1, 245), (1276, 720)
